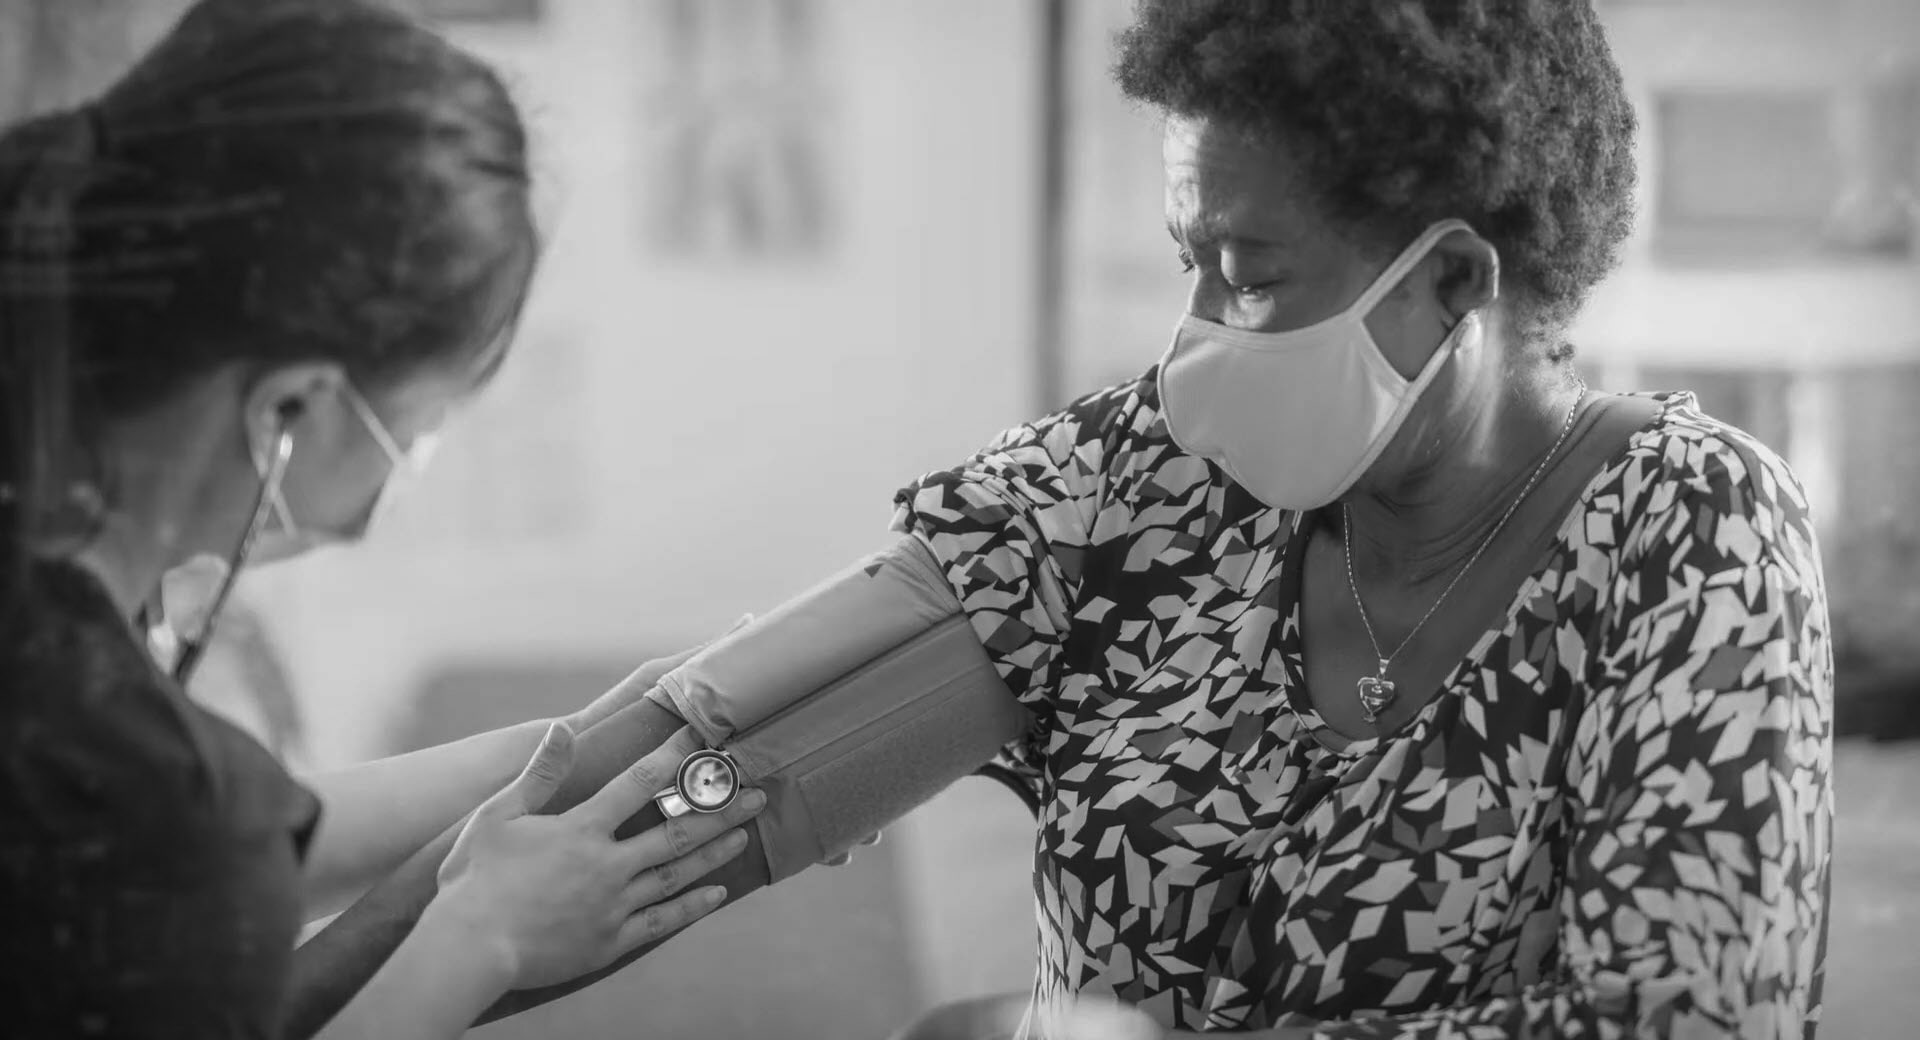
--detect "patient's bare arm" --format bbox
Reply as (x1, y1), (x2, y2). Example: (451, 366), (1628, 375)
(284, 699), (769, 1038)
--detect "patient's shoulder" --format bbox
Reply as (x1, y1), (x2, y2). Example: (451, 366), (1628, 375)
(1610, 391), (1818, 571)
(895, 370), (1163, 516)
(976, 369), (1163, 464)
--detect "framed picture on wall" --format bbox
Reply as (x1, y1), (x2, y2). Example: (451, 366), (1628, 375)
(632, 0), (836, 262)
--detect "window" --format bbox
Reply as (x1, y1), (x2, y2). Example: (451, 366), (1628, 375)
(1634, 366), (1793, 452)
(1654, 90), (1841, 264)
(1830, 61), (1920, 256)
(633, 0), (834, 260)
(1654, 82), (1917, 264)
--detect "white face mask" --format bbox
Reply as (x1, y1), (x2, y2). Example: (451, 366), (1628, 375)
(252, 380), (441, 563)
(1156, 219), (1480, 512)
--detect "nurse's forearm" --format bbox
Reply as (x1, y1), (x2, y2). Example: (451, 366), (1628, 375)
(309, 893), (518, 1040)
(287, 538), (1025, 1037)
(283, 700), (770, 1039)
(298, 718), (551, 919)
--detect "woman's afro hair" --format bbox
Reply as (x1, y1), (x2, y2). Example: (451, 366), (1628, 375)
(1116, 0), (1639, 348)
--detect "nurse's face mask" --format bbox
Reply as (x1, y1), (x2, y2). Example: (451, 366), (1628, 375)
(252, 379), (442, 563)
(1157, 218), (1481, 512)
(148, 382), (441, 682)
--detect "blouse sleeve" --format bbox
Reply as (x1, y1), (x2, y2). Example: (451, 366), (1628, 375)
(890, 387), (1129, 778)
(1302, 439), (1835, 1039)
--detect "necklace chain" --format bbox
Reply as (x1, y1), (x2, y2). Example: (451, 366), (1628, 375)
(1342, 386), (1588, 686)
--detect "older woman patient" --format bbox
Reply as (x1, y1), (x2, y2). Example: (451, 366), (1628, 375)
(895, 1), (1831, 1037)
(291, 1), (1832, 1036)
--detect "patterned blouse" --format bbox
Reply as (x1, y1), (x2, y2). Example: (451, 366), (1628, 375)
(892, 380), (1832, 1039)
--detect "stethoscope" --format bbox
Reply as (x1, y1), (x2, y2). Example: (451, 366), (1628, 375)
(652, 747), (743, 818)
(652, 748), (1040, 820)
(648, 746), (1048, 1036)
(162, 408), (1050, 827)
(133, 398), (1045, 831)
(147, 407), (296, 687)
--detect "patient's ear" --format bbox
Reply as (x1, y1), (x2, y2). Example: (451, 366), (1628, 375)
(1430, 231), (1499, 323)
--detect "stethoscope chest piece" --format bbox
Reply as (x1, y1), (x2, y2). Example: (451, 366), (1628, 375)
(654, 747), (740, 818)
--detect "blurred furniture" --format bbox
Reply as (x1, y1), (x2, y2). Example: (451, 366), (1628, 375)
(1823, 742), (1920, 1039)
(889, 992), (1030, 1040)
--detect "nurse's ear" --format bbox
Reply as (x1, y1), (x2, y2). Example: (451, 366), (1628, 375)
(239, 362), (346, 466)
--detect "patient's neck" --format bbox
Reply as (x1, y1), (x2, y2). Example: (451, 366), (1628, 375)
(1343, 371), (1584, 588)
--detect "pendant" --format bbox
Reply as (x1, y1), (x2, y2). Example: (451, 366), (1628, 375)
(1356, 659), (1397, 723)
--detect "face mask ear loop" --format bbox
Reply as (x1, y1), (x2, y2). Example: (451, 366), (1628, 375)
(337, 380), (412, 469)
(1348, 218), (1478, 320)
(1318, 307), (1483, 507)
(172, 426), (293, 686)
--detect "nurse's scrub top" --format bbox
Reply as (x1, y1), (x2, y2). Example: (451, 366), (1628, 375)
(892, 384), (1832, 1039)
(1, 559), (318, 1039)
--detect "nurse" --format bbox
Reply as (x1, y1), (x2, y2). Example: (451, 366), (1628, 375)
(0, 1), (763, 1036)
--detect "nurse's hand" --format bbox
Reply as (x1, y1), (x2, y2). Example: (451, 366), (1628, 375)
(564, 615), (756, 733)
(822, 831), (884, 867)
(564, 617), (882, 869)
(434, 721), (767, 990)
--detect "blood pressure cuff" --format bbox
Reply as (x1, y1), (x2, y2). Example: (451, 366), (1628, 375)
(280, 536), (1032, 1036)
(649, 534), (1031, 883)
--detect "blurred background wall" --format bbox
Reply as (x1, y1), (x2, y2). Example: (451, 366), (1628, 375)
(3, 0), (1917, 1037)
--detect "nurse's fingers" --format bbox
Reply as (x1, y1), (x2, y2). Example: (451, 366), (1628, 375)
(623, 825), (752, 910)
(572, 615), (753, 730)
(620, 788), (765, 871)
(480, 721), (576, 820)
(571, 726), (701, 830)
(821, 831), (883, 867)
(616, 884), (731, 955)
